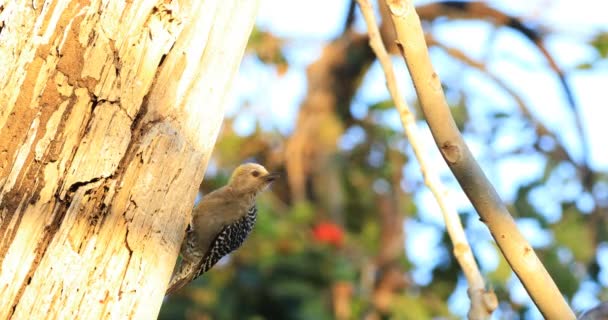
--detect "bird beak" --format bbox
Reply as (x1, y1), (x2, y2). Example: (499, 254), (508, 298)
(263, 172), (280, 182)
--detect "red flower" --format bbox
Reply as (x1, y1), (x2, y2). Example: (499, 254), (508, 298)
(312, 222), (344, 247)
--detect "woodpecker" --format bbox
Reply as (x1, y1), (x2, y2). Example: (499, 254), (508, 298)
(166, 163), (278, 294)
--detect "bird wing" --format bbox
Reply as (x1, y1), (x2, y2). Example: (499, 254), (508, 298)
(195, 205), (257, 279)
(165, 205), (257, 295)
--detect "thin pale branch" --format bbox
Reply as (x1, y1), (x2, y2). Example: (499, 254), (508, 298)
(415, 1), (589, 169)
(425, 34), (578, 167)
(356, 0), (496, 318)
(383, 0), (575, 318)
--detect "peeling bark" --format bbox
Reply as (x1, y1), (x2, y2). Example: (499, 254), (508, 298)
(0, 0), (258, 318)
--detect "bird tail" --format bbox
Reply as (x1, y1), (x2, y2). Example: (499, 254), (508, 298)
(165, 261), (192, 295)
(165, 257), (201, 295)
(166, 273), (192, 295)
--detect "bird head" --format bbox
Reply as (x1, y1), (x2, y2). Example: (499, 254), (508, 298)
(228, 163), (278, 195)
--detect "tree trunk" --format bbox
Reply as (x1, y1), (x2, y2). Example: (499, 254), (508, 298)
(0, 0), (258, 318)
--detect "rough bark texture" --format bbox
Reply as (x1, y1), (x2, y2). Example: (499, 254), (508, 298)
(0, 0), (257, 318)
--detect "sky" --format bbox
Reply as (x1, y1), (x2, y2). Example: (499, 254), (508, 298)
(225, 0), (608, 318)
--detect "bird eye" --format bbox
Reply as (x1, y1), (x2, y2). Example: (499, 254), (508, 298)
(251, 170), (260, 177)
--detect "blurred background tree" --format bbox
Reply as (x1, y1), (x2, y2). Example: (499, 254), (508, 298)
(160, 1), (608, 319)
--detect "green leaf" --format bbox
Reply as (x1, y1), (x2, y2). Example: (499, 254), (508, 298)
(541, 249), (579, 298)
(551, 206), (594, 264)
(369, 99), (394, 111)
(492, 112), (510, 119)
(576, 62), (594, 70)
(488, 245), (513, 285)
(591, 31), (608, 58)
(512, 181), (542, 219)
(360, 220), (380, 253)
(289, 201), (315, 224)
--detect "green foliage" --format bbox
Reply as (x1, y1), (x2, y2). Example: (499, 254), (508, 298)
(390, 294), (436, 319)
(488, 246), (512, 285)
(160, 231), (348, 319)
(513, 182), (541, 218)
(540, 249), (580, 298)
(591, 31), (608, 58)
(369, 99), (395, 111)
(551, 206), (595, 264)
(161, 7), (604, 319)
(289, 201), (316, 225)
(576, 31), (608, 68)
(247, 27), (288, 72)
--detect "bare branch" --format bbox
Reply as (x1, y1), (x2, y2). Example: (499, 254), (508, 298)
(415, 1), (589, 168)
(382, 0), (575, 318)
(425, 34), (578, 166)
(356, 0), (496, 318)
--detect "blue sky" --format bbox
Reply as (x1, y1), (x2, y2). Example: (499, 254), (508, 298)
(225, 0), (608, 318)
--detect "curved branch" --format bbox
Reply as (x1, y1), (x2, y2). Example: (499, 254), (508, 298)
(416, 1), (589, 168)
(425, 34), (578, 167)
(357, 1), (497, 318)
(383, 0), (575, 318)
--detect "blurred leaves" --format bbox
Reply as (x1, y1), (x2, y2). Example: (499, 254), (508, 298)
(160, 2), (605, 319)
(248, 28), (289, 75)
(551, 206), (595, 264)
(541, 250), (579, 298)
(513, 182), (542, 219)
(576, 31), (608, 69)
(488, 246), (512, 285)
(369, 99), (394, 111)
(591, 31), (608, 58)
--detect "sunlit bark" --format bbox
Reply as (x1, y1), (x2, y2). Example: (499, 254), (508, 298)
(0, 0), (257, 318)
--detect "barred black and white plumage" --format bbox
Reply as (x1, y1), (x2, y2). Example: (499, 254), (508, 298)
(166, 163), (277, 295)
(197, 206), (257, 278)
